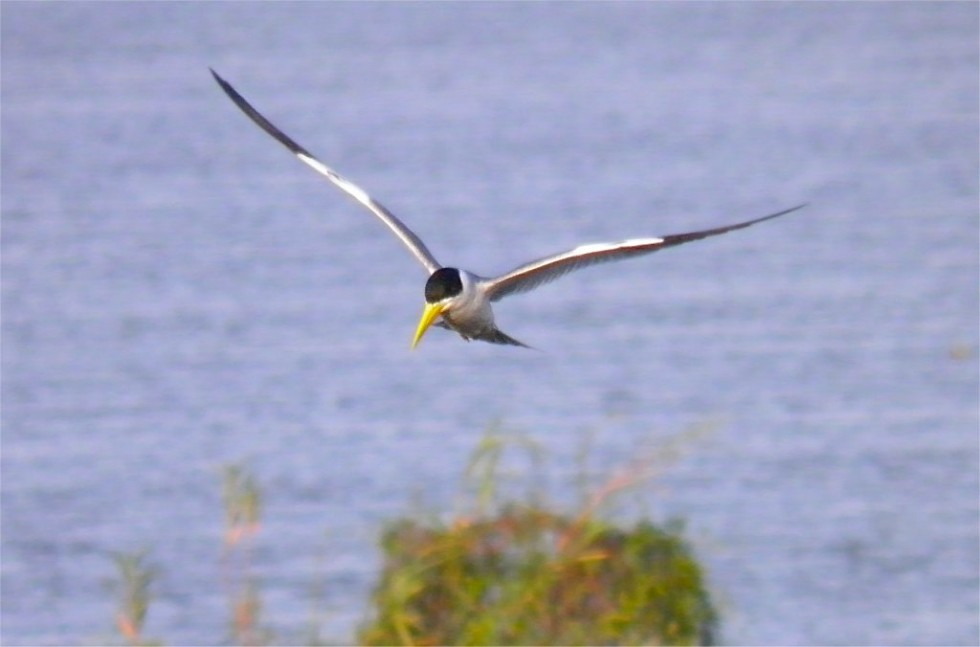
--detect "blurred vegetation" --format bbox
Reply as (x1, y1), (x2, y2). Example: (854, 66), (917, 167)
(360, 507), (714, 646)
(359, 430), (717, 646)
(106, 549), (161, 646)
(220, 464), (271, 646)
(107, 426), (717, 646)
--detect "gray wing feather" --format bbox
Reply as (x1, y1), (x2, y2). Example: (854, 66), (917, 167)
(211, 69), (441, 274)
(482, 204), (805, 302)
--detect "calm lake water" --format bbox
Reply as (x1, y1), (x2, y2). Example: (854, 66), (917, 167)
(2, 3), (978, 645)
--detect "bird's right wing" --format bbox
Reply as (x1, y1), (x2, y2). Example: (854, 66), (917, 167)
(211, 69), (441, 274)
(481, 204), (805, 301)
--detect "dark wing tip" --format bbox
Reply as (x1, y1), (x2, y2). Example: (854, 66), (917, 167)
(210, 67), (231, 91)
(209, 68), (253, 112)
(739, 202), (808, 226)
(209, 68), (313, 159)
(658, 202), (808, 249)
(773, 202), (808, 218)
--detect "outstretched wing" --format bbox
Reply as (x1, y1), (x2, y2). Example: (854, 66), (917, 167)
(211, 69), (441, 274)
(481, 204), (805, 301)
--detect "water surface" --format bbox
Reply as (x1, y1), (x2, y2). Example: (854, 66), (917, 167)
(2, 3), (977, 644)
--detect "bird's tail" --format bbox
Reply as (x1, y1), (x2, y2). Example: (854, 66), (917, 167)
(484, 328), (532, 348)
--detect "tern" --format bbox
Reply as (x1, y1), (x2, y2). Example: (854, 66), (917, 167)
(211, 70), (804, 349)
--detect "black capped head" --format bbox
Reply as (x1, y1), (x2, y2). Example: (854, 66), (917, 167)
(424, 267), (463, 303)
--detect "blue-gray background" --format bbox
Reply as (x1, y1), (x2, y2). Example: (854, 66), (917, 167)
(2, 3), (977, 645)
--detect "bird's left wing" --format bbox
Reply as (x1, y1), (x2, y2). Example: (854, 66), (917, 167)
(481, 204), (805, 302)
(211, 69), (442, 274)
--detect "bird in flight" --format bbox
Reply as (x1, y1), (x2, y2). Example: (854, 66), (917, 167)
(211, 69), (804, 349)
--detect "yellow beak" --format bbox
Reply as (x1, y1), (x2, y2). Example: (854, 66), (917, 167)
(411, 302), (446, 349)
